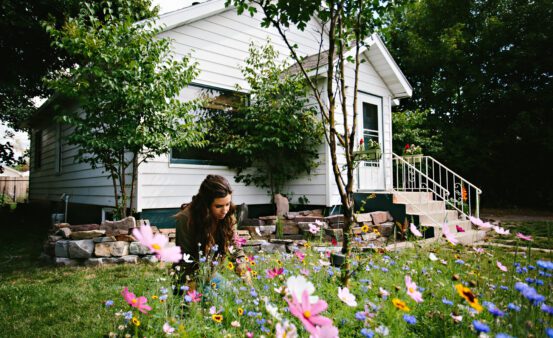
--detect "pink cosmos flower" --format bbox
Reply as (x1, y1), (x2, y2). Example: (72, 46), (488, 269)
(132, 225), (182, 263)
(121, 287), (152, 314)
(474, 247), (485, 254)
(405, 275), (423, 303)
(308, 223), (320, 234)
(310, 324), (339, 338)
(266, 267), (284, 279)
(186, 289), (202, 303)
(455, 225), (466, 233)
(516, 232), (533, 241)
(300, 268), (311, 276)
(276, 321), (298, 338)
(493, 225), (510, 235)
(441, 224), (459, 245)
(234, 233), (247, 248)
(287, 289), (333, 336)
(410, 223), (423, 237)
(337, 287), (357, 307)
(163, 322), (175, 334)
(468, 216), (493, 229)
(496, 261), (508, 272)
(295, 250), (306, 262)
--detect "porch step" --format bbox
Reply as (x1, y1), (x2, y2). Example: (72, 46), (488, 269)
(405, 200), (445, 214)
(419, 210), (460, 224)
(393, 192), (434, 204)
(421, 220), (472, 236)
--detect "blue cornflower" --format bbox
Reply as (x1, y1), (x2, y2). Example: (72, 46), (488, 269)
(360, 328), (374, 338)
(236, 299), (243, 304)
(547, 328), (553, 338)
(402, 265), (410, 271)
(355, 311), (367, 321)
(496, 334), (513, 338)
(359, 279), (371, 284)
(123, 311), (133, 320)
(487, 305), (505, 317)
(381, 267), (389, 272)
(212, 244), (219, 252)
(239, 286), (247, 291)
(104, 300), (114, 308)
(403, 314), (417, 325)
(247, 311), (257, 317)
(160, 287), (168, 294)
(199, 257), (207, 263)
(365, 265), (371, 271)
(442, 297), (453, 306)
(256, 318), (266, 325)
(528, 265), (536, 270)
(536, 279), (544, 286)
(455, 259), (465, 265)
(212, 260), (219, 266)
(160, 294), (168, 301)
(541, 303), (553, 315)
(507, 303), (521, 312)
(184, 295), (192, 302)
(500, 285), (509, 290)
(250, 288), (258, 297)
(260, 326), (270, 333)
(389, 260), (396, 266)
(327, 268), (334, 276)
(520, 286), (545, 304)
(525, 277), (535, 284)
(473, 320), (490, 333)
(537, 260), (553, 270)
(313, 266), (322, 272)
(181, 285), (189, 291)
(263, 284), (269, 291)
(515, 282), (528, 292)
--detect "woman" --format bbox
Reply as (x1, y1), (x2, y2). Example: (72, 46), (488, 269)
(174, 175), (250, 290)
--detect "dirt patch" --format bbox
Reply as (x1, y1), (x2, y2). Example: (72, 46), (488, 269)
(480, 208), (553, 222)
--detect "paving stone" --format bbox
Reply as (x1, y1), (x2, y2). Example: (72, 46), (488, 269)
(55, 257), (79, 266)
(68, 240), (95, 258)
(129, 242), (150, 255)
(70, 230), (106, 240)
(55, 240), (70, 258)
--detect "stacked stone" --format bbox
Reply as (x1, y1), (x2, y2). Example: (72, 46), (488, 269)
(42, 217), (168, 266)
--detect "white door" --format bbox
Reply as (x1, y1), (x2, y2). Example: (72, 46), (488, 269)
(357, 93), (385, 190)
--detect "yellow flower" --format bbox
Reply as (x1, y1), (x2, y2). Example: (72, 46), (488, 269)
(455, 284), (483, 312)
(361, 225), (370, 233)
(237, 307), (244, 316)
(227, 261), (234, 270)
(251, 270), (258, 277)
(373, 229), (381, 236)
(151, 295), (158, 300)
(244, 256), (250, 262)
(275, 259), (283, 267)
(211, 282), (218, 289)
(305, 242), (312, 249)
(131, 317), (140, 326)
(212, 314), (223, 323)
(250, 261), (256, 266)
(392, 298), (411, 312)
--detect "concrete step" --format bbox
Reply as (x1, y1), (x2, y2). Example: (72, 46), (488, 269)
(420, 220), (472, 237)
(393, 191), (434, 204)
(405, 200), (445, 214)
(418, 210), (459, 223)
(454, 230), (487, 246)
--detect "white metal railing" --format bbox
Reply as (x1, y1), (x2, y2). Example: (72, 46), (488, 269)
(392, 153), (482, 219)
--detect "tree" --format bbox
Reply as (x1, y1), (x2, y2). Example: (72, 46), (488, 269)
(392, 109), (443, 156)
(45, 1), (203, 218)
(207, 41), (323, 201)
(226, 0), (388, 286)
(383, 0), (553, 207)
(0, 0), (154, 172)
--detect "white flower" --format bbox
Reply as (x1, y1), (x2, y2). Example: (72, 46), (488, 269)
(375, 325), (389, 336)
(379, 287), (389, 298)
(163, 322), (175, 334)
(429, 253), (438, 261)
(276, 321), (298, 338)
(231, 321), (241, 327)
(410, 223), (423, 237)
(319, 259), (331, 267)
(450, 313), (463, 323)
(338, 287), (357, 307)
(182, 253), (193, 263)
(286, 275), (319, 304)
(493, 225), (510, 235)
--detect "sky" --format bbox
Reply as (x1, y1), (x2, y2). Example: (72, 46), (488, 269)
(152, 0), (207, 14)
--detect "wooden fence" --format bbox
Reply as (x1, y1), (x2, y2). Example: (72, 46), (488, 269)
(0, 177), (29, 203)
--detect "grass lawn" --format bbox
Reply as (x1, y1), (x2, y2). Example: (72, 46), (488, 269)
(1, 220), (552, 337)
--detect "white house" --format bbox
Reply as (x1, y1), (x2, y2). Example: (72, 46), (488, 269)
(28, 0), (417, 226)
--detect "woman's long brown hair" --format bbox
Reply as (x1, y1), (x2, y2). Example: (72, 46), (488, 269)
(178, 175), (236, 261)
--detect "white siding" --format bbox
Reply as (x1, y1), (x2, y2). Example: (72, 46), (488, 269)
(29, 122), (122, 207)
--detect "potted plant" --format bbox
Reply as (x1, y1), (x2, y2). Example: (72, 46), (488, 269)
(402, 143), (423, 163)
(330, 252), (346, 267)
(353, 138), (381, 162)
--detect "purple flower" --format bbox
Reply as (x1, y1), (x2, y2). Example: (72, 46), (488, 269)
(361, 328), (374, 338)
(541, 303), (553, 315)
(537, 260), (553, 270)
(500, 285), (509, 290)
(442, 297), (453, 306)
(455, 259), (465, 265)
(547, 328), (553, 338)
(472, 320), (490, 333)
(355, 312), (367, 321)
(403, 314), (417, 325)
(507, 303), (521, 312)
(104, 300), (114, 308)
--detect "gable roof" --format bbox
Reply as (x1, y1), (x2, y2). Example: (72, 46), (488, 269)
(154, 0), (230, 32)
(287, 34), (412, 99)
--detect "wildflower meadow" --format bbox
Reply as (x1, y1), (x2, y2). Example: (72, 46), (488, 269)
(100, 217), (553, 338)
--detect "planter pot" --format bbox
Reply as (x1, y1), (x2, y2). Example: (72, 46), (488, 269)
(402, 154), (423, 164)
(353, 149), (381, 161)
(330, 253), (346, 267)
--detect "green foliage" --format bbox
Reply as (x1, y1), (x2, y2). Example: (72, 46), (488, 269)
(44, 1), (202, 217)
(207, 41), (323, 198)
(384, 0), (553, 207)
(392, 109), (443, 156)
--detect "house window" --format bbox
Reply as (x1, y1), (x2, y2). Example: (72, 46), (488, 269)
(34, 129), (43, 170)
(362, 102), (379, 145)
(171, 85), (244, 165)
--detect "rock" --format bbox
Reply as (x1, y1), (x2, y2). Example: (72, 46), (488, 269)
(93, 236), (116, 243)
(378, 222), (394, 237)
(68, 240), (95, 258)
(258, 225), (276, 235)
(260, 243), (287, 253)
(94, 243), (112, 257)
(240, 218), (264, 227)
(54, 223), (70, 229)
(284, 211), (300, 219)
(69, 224), (100, 232)
(325, 215), (345, 228)
(84, 258), (104, 266)
(269, 239), (294, 244)
(55, 228), (71, 238)
(352, 227), (364, 235)
(39, 252), (53, 264)
(283, 234), (304, 241)
(236, 230), (251, 240)
(282, 224), (300, 235)
(114, 234), (136, 242)
(354, 213), (372, 223)
(159, 228), (175, 236)
(274, 193), (289, 217)
(141, 255), (159, 263)
(370, 211), (392, 225)
(48, 235), (63, 242)
(362, 233), (378, 241)
(105, 255), (139, 264)
(100, 216), (136, 236)
(55, 257), (79, 266)
(70, 230), (106, 240)
(259, 215), (278, 221)
(110, 241), (129, 257)
(293, 216), (325, 223)
(242, 226), (263, 239)
(55, 240), (70, 258)
(129, 242), (151, 255)
(325, 228), (344, 241)
(244, 239), (268, 246)
(137, 219), (150, 227)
